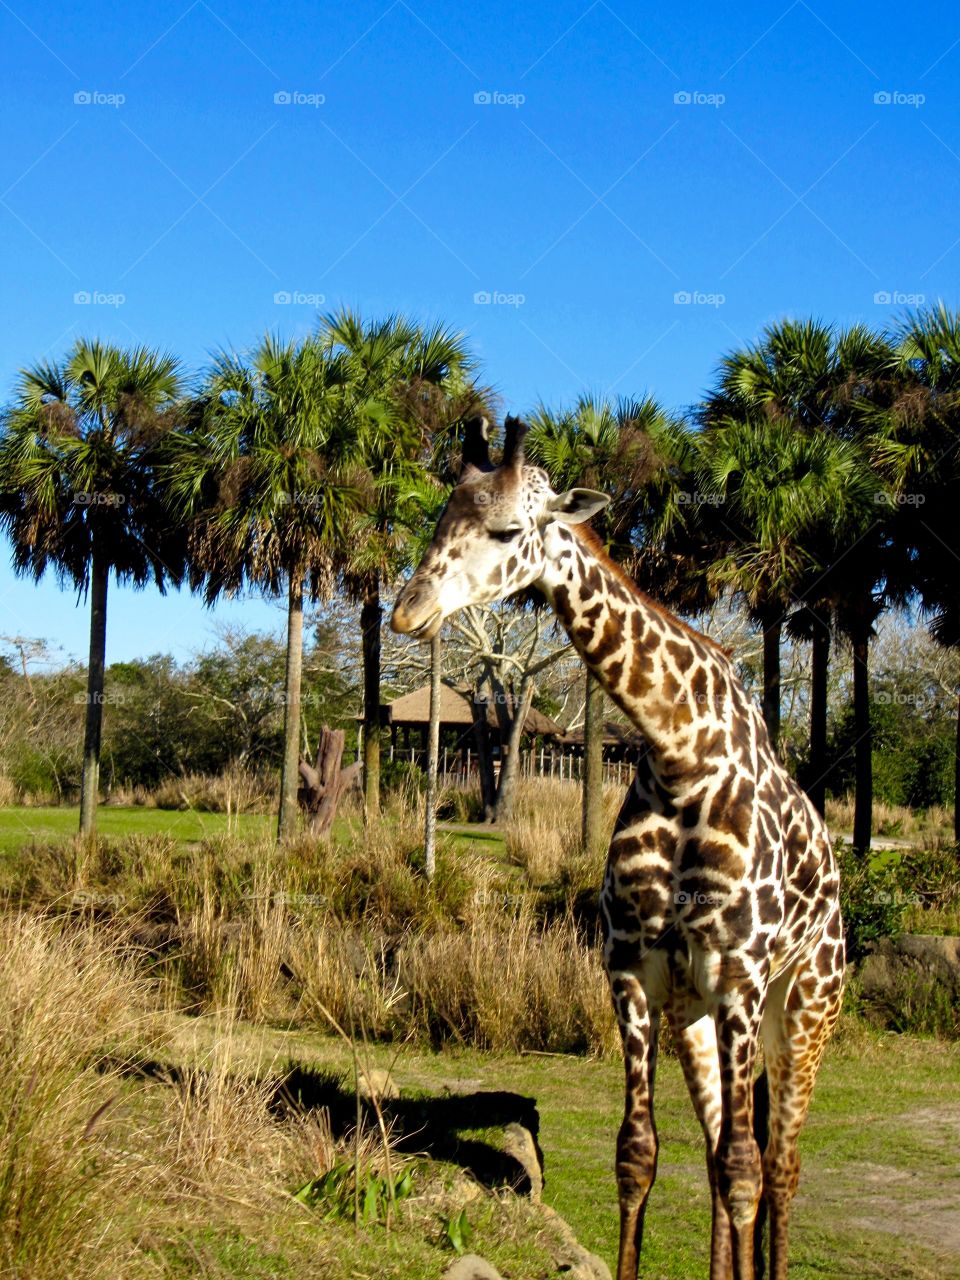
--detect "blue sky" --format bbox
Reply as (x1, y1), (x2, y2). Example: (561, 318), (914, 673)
(1, 0), (958, 664)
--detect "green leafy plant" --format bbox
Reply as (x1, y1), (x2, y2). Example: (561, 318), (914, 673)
(293, 1162), (412, 1224)
(836, 846), (909, 962)
(441, 1207), (473, 1254)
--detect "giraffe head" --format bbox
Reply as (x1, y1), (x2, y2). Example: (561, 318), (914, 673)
(391, 415), (610, 640)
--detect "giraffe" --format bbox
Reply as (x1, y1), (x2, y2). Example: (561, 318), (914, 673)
(391, 416), (845, 1280)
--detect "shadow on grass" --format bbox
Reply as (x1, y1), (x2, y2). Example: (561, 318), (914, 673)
(112, 1056), (545, 1194)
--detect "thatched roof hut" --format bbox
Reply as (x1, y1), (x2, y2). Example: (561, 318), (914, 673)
(380, 682), (564, 740)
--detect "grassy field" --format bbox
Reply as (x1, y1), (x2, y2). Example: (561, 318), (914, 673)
(0, 804), (275, 855)
(154, 1015), (960, 1279)
(0, 790), (957, 1278)
(0, 804), (509, 861)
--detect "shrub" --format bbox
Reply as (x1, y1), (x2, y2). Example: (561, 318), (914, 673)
(898, 844), (960, 935)
(836, 845), (909, 962)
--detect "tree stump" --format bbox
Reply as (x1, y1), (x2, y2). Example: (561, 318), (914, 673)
(298, 727), (361, 837)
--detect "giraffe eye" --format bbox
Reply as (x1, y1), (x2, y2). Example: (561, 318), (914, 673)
(490, 527), (522, 543)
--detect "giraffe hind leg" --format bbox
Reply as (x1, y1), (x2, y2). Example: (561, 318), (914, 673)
(759, 927), (844, 1280)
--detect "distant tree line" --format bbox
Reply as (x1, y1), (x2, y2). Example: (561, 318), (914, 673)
(0, 307), (958, 848)
(0, 625), (354, 801)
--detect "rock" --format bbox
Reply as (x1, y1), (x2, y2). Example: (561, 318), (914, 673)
(442, 1253), (503, 1280)
(501, 1122), (543, 1201)
(539, 1202), (613, 1280)
(860, 933), (960, 1015)
(357, 1067), (399, 1100)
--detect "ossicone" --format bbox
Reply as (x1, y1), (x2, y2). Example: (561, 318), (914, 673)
(460, 415), (491, 476)
(502, 415), (529, 470)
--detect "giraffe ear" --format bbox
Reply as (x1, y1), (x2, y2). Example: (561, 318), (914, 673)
(545, 488), (611, 524)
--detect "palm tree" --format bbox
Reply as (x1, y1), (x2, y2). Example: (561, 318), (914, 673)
(702, 320), (898, 845)
(318, 309), (476, 818)
(693, 417), (880, 763)
(527, 394), (666, 853)
(165, 335), (359, 841)
(0, 339), (185, 834)
(885, 304), (960, 845)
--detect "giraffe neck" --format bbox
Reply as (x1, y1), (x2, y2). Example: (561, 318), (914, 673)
(538, 524), (740, 787)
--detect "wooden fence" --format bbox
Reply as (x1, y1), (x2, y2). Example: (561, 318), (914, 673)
(385, 744), (634, 788)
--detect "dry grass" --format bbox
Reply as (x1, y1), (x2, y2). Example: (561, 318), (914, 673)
(0, 789), (619, 1058)
(0, 775), (955, 1277)
(0, 909), (412, 1279)
(6, 775), (956, 1063)
(504, 778), (621, 887)
(826, 793), (956, 843)
(0, 913), (154, 1277)
(404, 891), (617, 1054)
(147, 769), (276, 814)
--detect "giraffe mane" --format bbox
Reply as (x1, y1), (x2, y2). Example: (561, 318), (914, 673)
(570, 523), (731, 656)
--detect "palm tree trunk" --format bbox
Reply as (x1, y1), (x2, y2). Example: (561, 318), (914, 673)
(361, 572), (382, 819)
(493, 678), (534, 824)
(852, 627), (873, 854)
(423, 633), (442, 881)
(582, 669), (605, 853)
(277, 574), (304, 842)
(78, 556), (108, 836)
(807, 618), (830, 816)
(760, 604), (782, 754)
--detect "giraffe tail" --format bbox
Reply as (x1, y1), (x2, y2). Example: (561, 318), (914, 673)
(752, 1068), (770, 1280)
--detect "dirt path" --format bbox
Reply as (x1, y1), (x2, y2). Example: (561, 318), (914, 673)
(800, 1102), (960, 1261)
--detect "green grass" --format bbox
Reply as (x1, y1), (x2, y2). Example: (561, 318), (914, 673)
(0, 804), (276, 854)
(0, 805), (507, 862)
(166, 1017), (960, 1280)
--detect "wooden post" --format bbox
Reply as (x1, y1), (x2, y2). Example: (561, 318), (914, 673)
(423, 633), (442, 882)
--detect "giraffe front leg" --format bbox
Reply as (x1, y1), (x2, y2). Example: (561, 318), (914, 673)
(667, 1010), (732, 1280)
(610, 971), (660, 1280)
(714, 987), (765, 1280)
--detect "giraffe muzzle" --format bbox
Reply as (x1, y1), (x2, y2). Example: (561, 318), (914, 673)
(390, 582), (444, 640)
